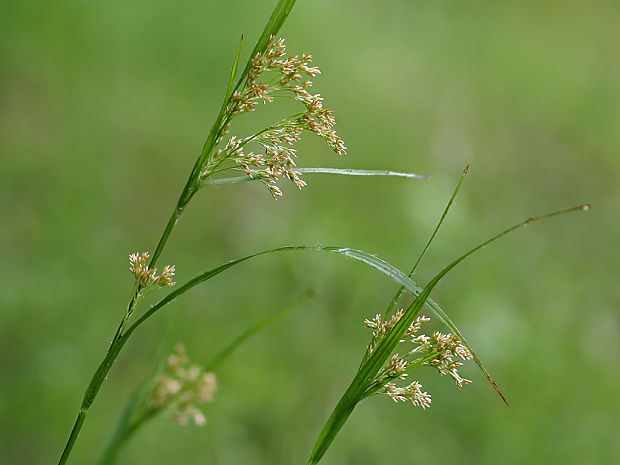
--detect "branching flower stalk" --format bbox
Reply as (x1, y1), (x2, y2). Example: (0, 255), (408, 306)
(200, 36), (346, 197)
(127, 252), (176, 304)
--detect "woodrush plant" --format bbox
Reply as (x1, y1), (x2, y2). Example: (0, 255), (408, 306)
(57, 1), (590, 464)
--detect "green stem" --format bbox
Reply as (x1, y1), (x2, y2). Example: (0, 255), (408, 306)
(58, 199), (187, 465)
(58, 338), (127, 464)
(149, 205), (184, 268)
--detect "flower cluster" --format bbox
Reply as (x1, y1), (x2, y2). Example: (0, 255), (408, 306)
(384, 381), (432, 409)
(237, 36), (321, 116)
(129, 252), (176, 289)
(364, 312), (430, 355)
(203, 36), (346, 198)
(363, 311), (473, 408)
(148, 344), (217, 426)
(411, 331), (473, 388)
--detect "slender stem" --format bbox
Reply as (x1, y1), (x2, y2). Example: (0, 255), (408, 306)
(58, 341), (124, 464)
(58, 204), (185, 465)
(59, 300), (147, 465)
(58, 408), (88, 465)
(149, 205), (184, 268)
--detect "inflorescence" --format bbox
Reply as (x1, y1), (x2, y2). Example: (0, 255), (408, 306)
(147, 344), (217, 426)
(128, 252), (176, 313)
(201, 35), (346, 198)
(129, 252), (176, 289)
(363, 312), (473, 409)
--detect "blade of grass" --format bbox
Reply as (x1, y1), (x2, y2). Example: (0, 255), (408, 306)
(204, 167), (428, 187)
(225, 35), (244, 103)
(127, 246), (433, 337)
(308, 203), (590, 465)
(206, 289), (315, 371)
(296, 168), (427, 179)
(384, 163), (469, 317)
(237, 0), (297, 89)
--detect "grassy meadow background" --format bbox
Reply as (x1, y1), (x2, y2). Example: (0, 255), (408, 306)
(1, 0), (619, 464)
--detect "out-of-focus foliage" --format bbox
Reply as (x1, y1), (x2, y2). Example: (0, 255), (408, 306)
(1, 1), (618, 464)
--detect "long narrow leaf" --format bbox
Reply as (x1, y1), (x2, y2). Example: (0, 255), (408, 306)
(127, 246), (435, 336)
(237, 0), (297, 89)
(308, 203), (590, 465)
(206, 289), (314, 371)
(297, 168), (427, 179)
(204, 167), (428, 187)
(384, 163), (468, 316)
(225, 35), (244, 103)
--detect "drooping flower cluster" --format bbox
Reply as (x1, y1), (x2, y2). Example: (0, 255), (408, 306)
(384, 381), (432, 409)
(363, 311), (472, 408)
(202, 36), (346, 198)
(129, 252), (176, 289)
(148, 344), (217, 426)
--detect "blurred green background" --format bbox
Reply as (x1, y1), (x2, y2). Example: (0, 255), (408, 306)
(1, 0), (619, 464)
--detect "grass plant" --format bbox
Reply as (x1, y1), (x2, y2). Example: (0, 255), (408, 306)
(55, 1), (590, 464)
